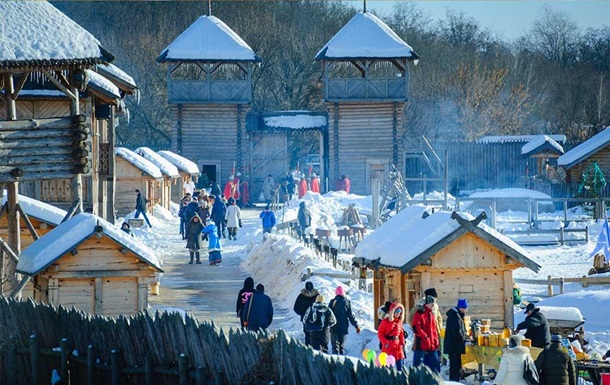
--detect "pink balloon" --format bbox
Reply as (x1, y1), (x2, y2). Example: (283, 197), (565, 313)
(374, 356), (381, 367)
(386, 355), (396, 367)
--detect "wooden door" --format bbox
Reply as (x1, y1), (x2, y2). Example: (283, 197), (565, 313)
(367, 162), (387, 194)
(249, 133), (288, 201)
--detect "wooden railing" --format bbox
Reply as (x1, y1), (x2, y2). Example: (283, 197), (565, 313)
(325, 77), (408, 101)
(168, 79), (251, 104)
(515, 275), (610, 297)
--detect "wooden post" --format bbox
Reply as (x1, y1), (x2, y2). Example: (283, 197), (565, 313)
(179, 354), (188, 385)
(60, 338), (69, 382)
(563, 201), (568, 222)
(6, 182), (20, 294)
(30, 334), (41, 385)
(582, 275), (589, 288)
(560, 227), (565, 246)
(144, 353), (154, 385)
(503, 271), (514, 329)
(87, 345), (95, 385)
(547, 275), (553, 297)
(4, 73), (17, 120)
(70, 83), (83, 213)
(111, 349), (120, 385)
(560, 277), (565, 295)
(107, 107), (116, 223)
(7, 341), (16, 385)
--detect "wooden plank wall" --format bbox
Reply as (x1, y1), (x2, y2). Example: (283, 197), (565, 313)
(115, 157), (157, 216)
(326, 102), (406, 195)
(170, 104), (249, 183)
(101, 277), (138, 316)
(249, 133), (288, 200)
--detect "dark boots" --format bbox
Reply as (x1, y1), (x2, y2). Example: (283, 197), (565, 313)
(189, 252), (201, 264)
(195, 252), (201, 264)
(189, 252), (194, 264)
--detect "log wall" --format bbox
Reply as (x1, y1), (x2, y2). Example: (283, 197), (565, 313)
(115, 157), (158, 217)
(565, 145), (610, 194)
(326, 102), (406, 194)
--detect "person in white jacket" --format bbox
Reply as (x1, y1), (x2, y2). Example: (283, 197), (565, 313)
(225, 197), (242, 240)
(494, 335), (534, 385)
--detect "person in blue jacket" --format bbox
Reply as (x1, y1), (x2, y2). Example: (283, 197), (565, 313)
(202, 223), (222, 265)
(241, 283), (274, 332)
(260, 205), (276, 234)
(210, 196), (227, 239)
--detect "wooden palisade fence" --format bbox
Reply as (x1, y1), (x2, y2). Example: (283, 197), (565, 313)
(0, 298), (441, 385)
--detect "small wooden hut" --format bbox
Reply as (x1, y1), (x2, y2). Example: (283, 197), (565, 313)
(316, 12), (418, 194)
(519, 135), (565, 184)
(16, 213), (162, 316)
(115, 147), (162, 217)
(135, 147), (180, 211)
(354, 206), (541, 329)
(157, 150), (200, 201)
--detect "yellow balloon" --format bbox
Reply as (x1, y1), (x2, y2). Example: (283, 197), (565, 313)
(362, 349), (370, 360)
(378, 352), (388, 366)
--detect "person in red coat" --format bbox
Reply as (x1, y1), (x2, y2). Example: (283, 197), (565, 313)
(223, 176), (240, 201)
(310, 174), (320, 193)
(298, 176), (308, 198)
(411, 295), (441, 373)
(336, 174), (351, 193)
(377, 302), (406, 371)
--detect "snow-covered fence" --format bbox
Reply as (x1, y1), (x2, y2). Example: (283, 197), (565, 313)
(0, 298), (441, 385)
(500, 226), (589, 246)
(515, 275), (610, 297)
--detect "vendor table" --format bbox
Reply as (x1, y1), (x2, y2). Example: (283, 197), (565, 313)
(462, 345), (542, 382)
(575, 360), (610, 385)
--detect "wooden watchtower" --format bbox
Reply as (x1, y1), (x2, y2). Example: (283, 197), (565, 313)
(315, 12), (418, 195)
(158, 15), (261, 187)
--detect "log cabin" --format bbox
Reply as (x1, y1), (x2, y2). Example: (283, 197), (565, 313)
(158, 15), (260, 193)
(157, 150), (200, 202)
(16, 213), (162, 316)
(315, 12), (418, 195)
(519, 135), (565, 186)
(115, 147), (162, 217)
(135, 147), (180, 211)
(354, 206), (541, 330)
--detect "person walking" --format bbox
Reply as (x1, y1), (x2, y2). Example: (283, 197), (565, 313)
(515, 303), (551, 349)
(412, 296), (441, 373)
(444, 298), (469, 381)
(241, 284), (274, 332)
(202, 222), (222, 265)
(535, 334), (576, 385)
(493, 335), (535, 385)
(134, 189), (152, 227)
(261, 174), (275, 204)
(377, 303), (407, 371)
(185, 214), (204, 264)
(178, 195), (191, 239)
(297, 201), (311, 243)
(236, 277), (255, 326)
(303, 295), (337, 353)
(260, 205), (276, 234)
(225, 197), (242, 241)
(210, 195), (227, 239)
(328, 286), (360, 355)
(293, 281), (319, 346)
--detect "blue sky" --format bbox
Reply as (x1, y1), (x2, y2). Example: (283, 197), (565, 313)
(352, 1), (610, 41)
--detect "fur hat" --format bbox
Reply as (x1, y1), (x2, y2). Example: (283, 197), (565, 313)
(425, 295), (435, 304)
(305, 281), (313, 291)
(509, 335), (523, 348)
(524, 302), (536, 314)
(335, 286), (345, 296)
(457, 298), (469, 309)
(315, 295), (324, 303)
(424, 287), (438, 298)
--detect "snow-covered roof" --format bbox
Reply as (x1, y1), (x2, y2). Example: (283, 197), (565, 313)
(17, 213), (162, 275)
(557, 127), (610, 169)
(135, 147), (180, 178)
(87, 70), (121, 100)
(263, 115), (327, 130)
(115, 147), (162, 179)
(355, 208), (540, 273)
(157, 150), (200, 175)
(520, 135), (564, 157)
(1, 191), (66, 226)
(97, 64), (137, 90)
(0, 1), (113, 69)
(315, 12), (417, 60)
(157, 15), (260, 63)
(477, 134), (567, 144)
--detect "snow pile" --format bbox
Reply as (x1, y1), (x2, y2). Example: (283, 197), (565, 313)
(98, 63), (136, 88)
(115, 147), (162, 179)
(264, 114), (327, 129)
(1, 191), (66, 225)
(87, 70), (121, 99)
(135, 147), (180, 178)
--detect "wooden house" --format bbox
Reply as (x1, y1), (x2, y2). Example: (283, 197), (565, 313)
(519, 135), (565, 185)
(135, 147), (180, 211)
(157, 150), (200, 201)
(158, 15), (260, 189)
(115, 147), (162, 217)
(354, 206), (541, 329)
(16, 213), (162, 316)
(315, 12), (418, 195)
(557, 128), (610, 197)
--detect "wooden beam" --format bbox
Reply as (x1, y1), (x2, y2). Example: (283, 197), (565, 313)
(41, 70), (76, 100)
(11, 72), (30, 99)
(61, 198), (81, 223)
(0, 116), (76, 131)
(15, 204), (39, 241)
(42, 269), (156, 279)
(70, 80), (83, 214)
(4, 73), (17, 120)
(9, 276), (30, 299)
(0, 236), (19, 263)
(503, 270), (514, 329)
(0, 202), (7, 220)
(94, 277), (103, 314)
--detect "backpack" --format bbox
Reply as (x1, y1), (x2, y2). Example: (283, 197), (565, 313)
(304, 307), (325, 332)
(523, 355), (540, 385)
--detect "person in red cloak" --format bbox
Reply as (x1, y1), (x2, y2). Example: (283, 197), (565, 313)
(298, 176), (308, 198)
(223, 176), (240, 201)
(310, 174), (320, 193)
(240, 180), (250, 207)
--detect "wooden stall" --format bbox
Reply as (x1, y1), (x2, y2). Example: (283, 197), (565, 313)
(316, 12), (418, 194)
(115, 147), (162, 217)
(354, 207), (541, 330)
(157, 150), (200, 202)
(135, 147), (180, 211)
(158, 15), (260, 189)
(16, 213), (162, 316)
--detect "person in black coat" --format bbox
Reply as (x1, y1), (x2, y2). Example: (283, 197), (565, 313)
(328, 286), (360, 355)
(515, 303), (551, 349)
(185, 214), (203, 264)
(210, 196), (227, 239)
(210, 182), (221, 197)
(297, 201), (312, 242)
(535, 334), (576, 385)
(241, 284), (274, 332)
(236, 277), (255, 326)
(134, 189), (152, 227)
(444, 299), (469, 381)
(293, 281), (319, 346)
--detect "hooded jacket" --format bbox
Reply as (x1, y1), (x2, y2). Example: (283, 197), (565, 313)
(211, 197), (227, 223)
(494, 345), (533, 385)
(202, 224), (222, 252)
(412, 304), (440, 351)
(297, 202), (312, 228)
(293, 287), (319, 321)
(303, 301), (337, 332)
(185, 214), (204, 250)
(225, 202), (242, 228)
(260, 210), (276, 228)
(444, 307), (467, 355)
(329, 295), (358, 335)
(236, 277), (255, 318)
(241, 289), (274, 332)
(377, 303), (406, 360)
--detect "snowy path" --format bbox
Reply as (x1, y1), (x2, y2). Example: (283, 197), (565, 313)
(146, 207), (282, 331)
